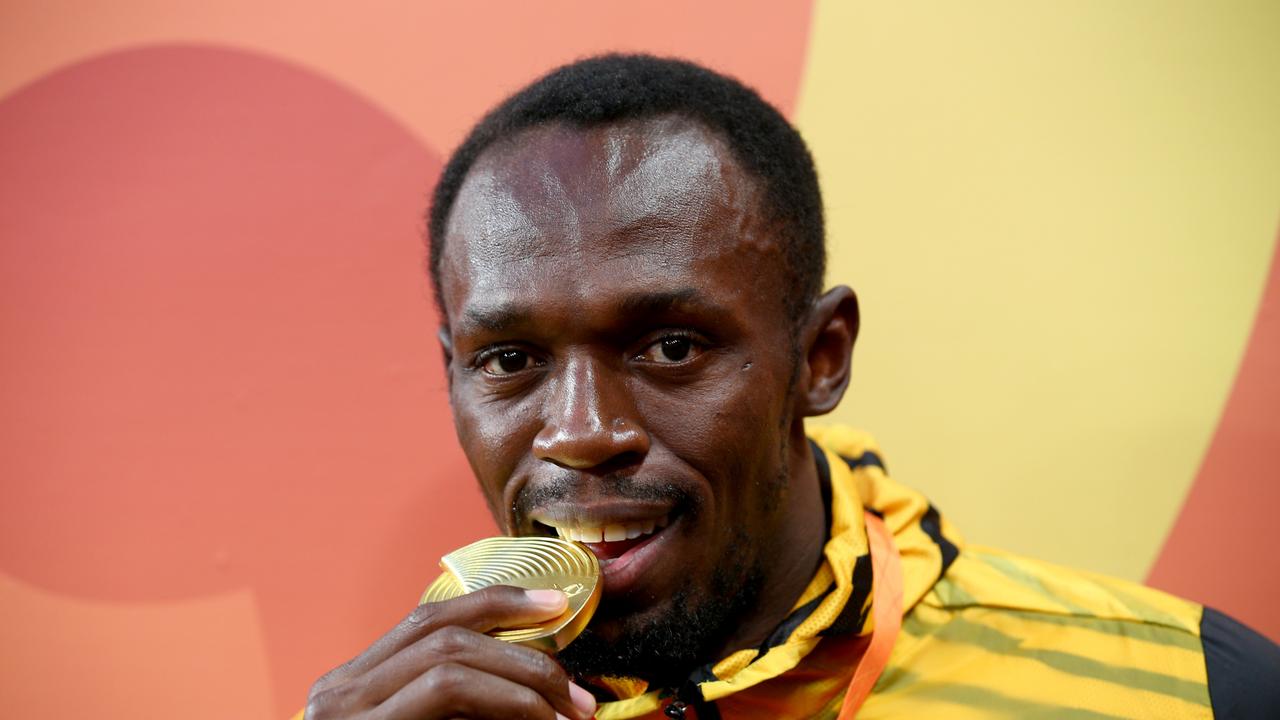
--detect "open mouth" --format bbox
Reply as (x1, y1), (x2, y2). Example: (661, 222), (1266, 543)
(529, 509), (684, 598)
(535, 514), (672, 561)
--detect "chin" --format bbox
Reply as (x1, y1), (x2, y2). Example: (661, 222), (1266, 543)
(557, 541), (763, 685)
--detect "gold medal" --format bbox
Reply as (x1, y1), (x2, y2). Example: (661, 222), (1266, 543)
(420, 536), (601, 652)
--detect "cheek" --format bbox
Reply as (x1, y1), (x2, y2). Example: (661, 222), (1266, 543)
(451, 387), (542, 518)
(450, 403), (502, 520)
(453, 383), (537, 456)
(637, 358), (791, 481)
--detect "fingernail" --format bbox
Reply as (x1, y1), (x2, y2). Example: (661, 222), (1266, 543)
(569, 681), (597, 716)
(524, 588), (567, 611)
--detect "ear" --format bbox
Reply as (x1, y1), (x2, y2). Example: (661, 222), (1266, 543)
(795, 286), (860, 416)
(437, 326), (454, 387)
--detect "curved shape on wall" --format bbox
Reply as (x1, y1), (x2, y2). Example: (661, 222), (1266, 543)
(1148, 232), (1280, 642)
(0, 44), (483, 717)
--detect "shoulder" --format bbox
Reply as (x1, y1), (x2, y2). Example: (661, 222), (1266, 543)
(1199, 605), (1280, 718)
(874, 547), (1205, 717)
(935, 546), (1204, 633)
(874, 546), (1280, 718)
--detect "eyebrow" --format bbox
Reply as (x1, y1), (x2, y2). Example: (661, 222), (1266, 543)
(462, 303), (532, 332)
(459, 288), (724, 333)
(616, 288), (717, 317)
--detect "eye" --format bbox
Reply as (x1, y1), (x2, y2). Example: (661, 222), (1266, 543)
(636, 335), (701, 364)
(481, 349), (536, 375)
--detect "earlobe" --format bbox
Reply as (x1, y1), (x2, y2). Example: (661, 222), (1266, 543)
(799, 286), (860, 416)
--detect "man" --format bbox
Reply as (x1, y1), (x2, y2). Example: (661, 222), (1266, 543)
(305, 55), (1279, 719)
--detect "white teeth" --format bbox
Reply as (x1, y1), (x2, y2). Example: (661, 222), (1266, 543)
(543, 515), (670, 544)
(625, 520), (655, 539)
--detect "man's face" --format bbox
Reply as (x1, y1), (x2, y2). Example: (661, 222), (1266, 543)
(438, 116), (803, 681)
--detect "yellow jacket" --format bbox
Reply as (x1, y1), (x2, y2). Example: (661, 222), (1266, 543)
(594, 426), (1271, 719)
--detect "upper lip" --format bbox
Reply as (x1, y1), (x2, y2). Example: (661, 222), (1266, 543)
(526, 500), (675, 539)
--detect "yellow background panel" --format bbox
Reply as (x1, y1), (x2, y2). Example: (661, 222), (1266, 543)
(799, 0), (1280, 580)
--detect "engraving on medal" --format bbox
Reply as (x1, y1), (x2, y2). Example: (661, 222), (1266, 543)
(419, 536), (602, 652)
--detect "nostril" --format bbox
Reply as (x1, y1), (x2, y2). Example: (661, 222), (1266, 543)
(591, 451), (645, 478)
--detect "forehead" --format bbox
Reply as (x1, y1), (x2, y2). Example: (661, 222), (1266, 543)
(440, 116), (783, 323)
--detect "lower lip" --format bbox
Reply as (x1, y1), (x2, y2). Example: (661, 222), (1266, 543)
(583, 521), (676, 596)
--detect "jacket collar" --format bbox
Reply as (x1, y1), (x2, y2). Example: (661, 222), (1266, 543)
(594, 426), (963, 718)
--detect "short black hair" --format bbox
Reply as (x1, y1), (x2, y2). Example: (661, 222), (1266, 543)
(427, 53), (825, 326)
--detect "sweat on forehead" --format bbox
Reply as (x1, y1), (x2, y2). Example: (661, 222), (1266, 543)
(438, 117), (784, 317)
(426, 55), (826, 327)
(453, 118), (727, 228)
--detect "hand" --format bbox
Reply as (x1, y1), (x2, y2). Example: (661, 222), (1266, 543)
(304, 586), (598, 720)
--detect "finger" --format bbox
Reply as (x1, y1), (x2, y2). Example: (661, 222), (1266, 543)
(358, 626), (594, 719)
(341, 586), (567, 678)
(379, 661), (560, 720)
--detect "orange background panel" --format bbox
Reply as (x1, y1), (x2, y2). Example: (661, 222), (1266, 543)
(0, 570), (275, 720)
(0, 1), (814, 150)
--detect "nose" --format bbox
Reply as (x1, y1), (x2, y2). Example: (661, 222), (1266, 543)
(532, 355), (649, 471)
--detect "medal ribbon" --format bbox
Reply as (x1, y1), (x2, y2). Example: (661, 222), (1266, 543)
(836, 511), (904, 719)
